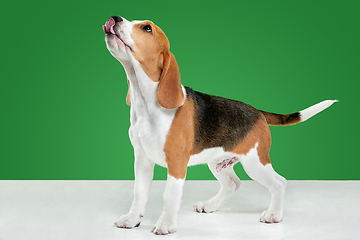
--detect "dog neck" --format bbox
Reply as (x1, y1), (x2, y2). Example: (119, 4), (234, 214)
(120, 58), (165, 121)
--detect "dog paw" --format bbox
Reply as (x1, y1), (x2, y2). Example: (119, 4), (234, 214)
(151, 218), (177, 235)
(194, 201), (219, 213)
(114, 213), (142, 229)
(260, 209), (282, 223)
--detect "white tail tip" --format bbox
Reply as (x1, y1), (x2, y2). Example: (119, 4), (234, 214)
(300, 100), (338, 122)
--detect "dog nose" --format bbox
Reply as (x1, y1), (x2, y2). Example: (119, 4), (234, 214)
(111, 16), (123, 23)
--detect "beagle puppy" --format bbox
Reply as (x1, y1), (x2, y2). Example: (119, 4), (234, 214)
(103, 16), (337, 235)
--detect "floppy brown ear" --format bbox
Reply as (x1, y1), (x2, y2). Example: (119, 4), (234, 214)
(157, 52), (185, 109)
(126, 79), (131, 106)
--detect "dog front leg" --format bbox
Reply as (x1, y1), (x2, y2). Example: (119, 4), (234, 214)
(151, 174), (185, 235)
(114, 148), (154, 228)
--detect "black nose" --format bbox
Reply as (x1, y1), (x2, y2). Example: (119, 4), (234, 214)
(111, 16), (123, 23)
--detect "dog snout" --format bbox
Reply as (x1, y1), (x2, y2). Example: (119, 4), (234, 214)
(111, 16), (123, 23)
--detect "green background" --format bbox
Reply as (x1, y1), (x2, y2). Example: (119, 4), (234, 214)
(1, 0), (359, 180)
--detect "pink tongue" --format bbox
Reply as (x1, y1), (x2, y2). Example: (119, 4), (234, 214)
(102, 18), (116, 34)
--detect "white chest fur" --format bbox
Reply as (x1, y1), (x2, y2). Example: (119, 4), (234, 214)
(126, 58), (176, 167)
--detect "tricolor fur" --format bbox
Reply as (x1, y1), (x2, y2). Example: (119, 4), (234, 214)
(103, 16), (337, 235)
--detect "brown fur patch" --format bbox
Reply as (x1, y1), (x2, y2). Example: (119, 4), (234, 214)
(130, 21), (169, 82)
(163, 98), (195, 179)
(261, 111), (301, 126)
(157, 52), (184, 109)
(231, 115), (272, 165)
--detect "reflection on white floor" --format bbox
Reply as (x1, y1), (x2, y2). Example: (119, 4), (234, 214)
(0, 180), (359, 240)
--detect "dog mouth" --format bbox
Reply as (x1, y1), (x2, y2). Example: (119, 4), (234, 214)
(103, 18), (133, 51)
(103, 18), (116, 34)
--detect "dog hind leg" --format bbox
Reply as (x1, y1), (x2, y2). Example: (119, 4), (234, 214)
(194, 162), (241, 213)
(239, 144), (286, 223)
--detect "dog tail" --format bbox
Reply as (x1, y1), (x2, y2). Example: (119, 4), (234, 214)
(261, 100), (338, 126)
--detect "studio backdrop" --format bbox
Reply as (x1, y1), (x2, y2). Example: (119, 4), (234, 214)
(1, 0), (359, 180)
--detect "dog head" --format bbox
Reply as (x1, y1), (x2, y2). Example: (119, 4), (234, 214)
(103, 16), (184, 109)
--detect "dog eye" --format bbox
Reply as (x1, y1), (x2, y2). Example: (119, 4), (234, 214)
(142, 25), (152, 33)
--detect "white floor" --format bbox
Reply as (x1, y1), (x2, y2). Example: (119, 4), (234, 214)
(0, 180), (359, 240)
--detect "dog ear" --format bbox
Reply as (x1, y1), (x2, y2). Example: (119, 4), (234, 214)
(126, 79), (131, 106)
(157, 52), (185, 109)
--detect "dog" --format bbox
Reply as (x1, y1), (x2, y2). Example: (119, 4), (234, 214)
(103, 16), (337, 235)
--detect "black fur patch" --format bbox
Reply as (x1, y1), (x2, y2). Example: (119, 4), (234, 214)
(185, 87), (261, 153)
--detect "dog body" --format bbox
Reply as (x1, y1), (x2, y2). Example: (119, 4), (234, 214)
(103, 16), (337, 235)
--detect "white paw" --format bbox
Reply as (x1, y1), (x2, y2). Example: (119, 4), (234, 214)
(114, 213), (142, 229)
(151, 218), (177, 235)
(194, 201), (219, 213)
(260, 209), (283, 223)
